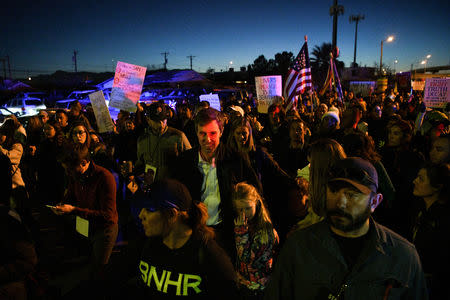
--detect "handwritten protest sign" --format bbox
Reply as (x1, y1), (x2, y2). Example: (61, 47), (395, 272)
(349, 81), (376, 97)
(199, 93), (221, 111)
(423, 78), (450, 108)
(412, 79), (426, 91)
(255, 76), (282, 113)
(110, 61), (147, 112)
(88, 90), (115, 133)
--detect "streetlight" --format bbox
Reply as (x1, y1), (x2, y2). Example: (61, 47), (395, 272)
(380, 35), (394, 75)
(421, 54), (431, 73)
(394, 59), (398, 74)
(421, 60), (428, 73)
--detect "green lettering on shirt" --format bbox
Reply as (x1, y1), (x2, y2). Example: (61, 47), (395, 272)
(163, 271), (183, 295)
(139, 261), (149, 283)
(183, 274), (202, 295)
(149, 266), (166, 291)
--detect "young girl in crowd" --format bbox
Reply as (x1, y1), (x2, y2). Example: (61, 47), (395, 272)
(232, 182), (278, 299)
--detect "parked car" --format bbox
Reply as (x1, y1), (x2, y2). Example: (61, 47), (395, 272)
(0, 95), (46, 117)
(55, 90), (97, 108)
(55, 89), (120, 120)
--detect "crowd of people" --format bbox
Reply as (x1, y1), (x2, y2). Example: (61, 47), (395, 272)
(1, 86), (449, 299)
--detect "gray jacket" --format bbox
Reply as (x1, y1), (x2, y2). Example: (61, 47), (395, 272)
(264, 219), (428, 300)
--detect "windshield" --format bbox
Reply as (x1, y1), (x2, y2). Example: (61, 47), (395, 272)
(25, 99), (43, 106)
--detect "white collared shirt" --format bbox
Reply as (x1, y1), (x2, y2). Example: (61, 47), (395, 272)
(198, 152), (221, 226)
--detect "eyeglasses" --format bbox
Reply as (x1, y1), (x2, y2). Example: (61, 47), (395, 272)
(73, 130), (86, 136)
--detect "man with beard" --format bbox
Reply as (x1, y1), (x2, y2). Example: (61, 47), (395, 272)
(264, 157), (428, 299)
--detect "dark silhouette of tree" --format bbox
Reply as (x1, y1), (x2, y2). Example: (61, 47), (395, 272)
(274, 51), (294, 82)
(311, 43), (345, 89)
(252, 55), (269, 76)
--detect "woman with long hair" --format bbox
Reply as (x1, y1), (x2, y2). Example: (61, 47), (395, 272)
(380, 119), (424, 234)
(68, 122), (91, 149)
(232, 182), (278, 299)
(131, 179), (237, 299)
(341, 132), (396, 225)
(36, 121), (66, 205)
(308, 138), (347, 217)
(226, 116), (292, 232)
(409, 163), (450, 298)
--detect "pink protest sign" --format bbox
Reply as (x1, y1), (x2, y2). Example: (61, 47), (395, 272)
(110, 61), (147, 112)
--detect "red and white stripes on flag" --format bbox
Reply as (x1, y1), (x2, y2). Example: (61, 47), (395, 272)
(284, 41), (312, 107)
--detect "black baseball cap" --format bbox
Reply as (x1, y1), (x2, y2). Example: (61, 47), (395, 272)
(328, 157), (378, 194)
(145, 102), (168, 121)
(141, 179), (192, 212)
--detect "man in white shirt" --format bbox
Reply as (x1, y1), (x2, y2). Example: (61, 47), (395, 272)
(172, 108), (260, 259)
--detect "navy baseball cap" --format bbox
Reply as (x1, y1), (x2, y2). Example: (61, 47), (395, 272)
(141, 179), (192, 212)
(328, 157), (378, 194)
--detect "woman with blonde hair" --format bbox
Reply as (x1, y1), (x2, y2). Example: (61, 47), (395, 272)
(232, 182), (278, 299)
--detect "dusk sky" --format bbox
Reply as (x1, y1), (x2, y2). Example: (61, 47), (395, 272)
(2, 0), (449, 78)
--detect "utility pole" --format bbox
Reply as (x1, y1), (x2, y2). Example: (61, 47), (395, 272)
(73, 50), (78, 72)
(349, 14), (364, 68)
(329, 0), (344, 50)
(161, 52), (169, 70)
(6, 55), (11, 78)
(187, 55), (196, 70)
(0, 58), (6, 79)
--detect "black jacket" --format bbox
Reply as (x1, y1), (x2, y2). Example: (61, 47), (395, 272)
(170, 145), (261, 259)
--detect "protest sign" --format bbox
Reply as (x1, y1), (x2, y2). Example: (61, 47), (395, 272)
(199, 93), (221, 111)
(255, 76), (282, 113)
(88, 90), (115, 133)
(423, 78), (450, 108)
(396, 72), (411, 93)
(110, 61), (147, 112)
(349, 81), (376, 97)
(376, 78), (388, 93)
(412, 79), (426, 91)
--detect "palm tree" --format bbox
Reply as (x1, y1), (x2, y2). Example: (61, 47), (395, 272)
(311, 43), (345, 89)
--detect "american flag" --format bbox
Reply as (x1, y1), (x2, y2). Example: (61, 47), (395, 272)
(284, 41), (312, 106)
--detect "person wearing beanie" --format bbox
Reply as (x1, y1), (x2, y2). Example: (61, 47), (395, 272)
(311, 108), (341, 142)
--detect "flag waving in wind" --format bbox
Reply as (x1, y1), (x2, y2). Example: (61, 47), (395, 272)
(284, 37), (312, 108)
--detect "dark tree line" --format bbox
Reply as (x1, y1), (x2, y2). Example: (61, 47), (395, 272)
(246, 43), (345, 89)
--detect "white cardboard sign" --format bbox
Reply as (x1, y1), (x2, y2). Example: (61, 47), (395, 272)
(109, 61), (147, 113)
(88, 90), (115, 133)
(199, 93), (221, 111)
(255, 76), (282, 113)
